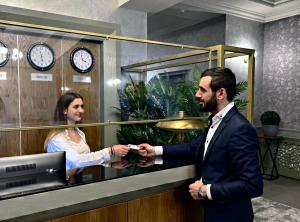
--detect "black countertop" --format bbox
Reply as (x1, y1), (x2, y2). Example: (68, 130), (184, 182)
(0, 153), (196, 222)
(0, 153), (195, 200)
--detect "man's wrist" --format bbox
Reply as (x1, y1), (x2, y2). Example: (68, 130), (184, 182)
(154, 146), (163, 155)
(206, 184), (212, 200)
(198, 185), (204, 197)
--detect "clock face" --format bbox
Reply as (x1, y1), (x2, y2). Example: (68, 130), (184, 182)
(0, 41), (9, 68)
(27, 43), (55, 71)
(70, 47), (94, 73)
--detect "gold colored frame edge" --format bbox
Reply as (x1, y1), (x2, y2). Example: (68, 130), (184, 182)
(0, 19), (208, 50)
(0, 117), (207, 132)
(121, 43), (254, 124)
(0, 20), (255, 131)
(122, 52), (246, 73)
(223, 45), (255, 123)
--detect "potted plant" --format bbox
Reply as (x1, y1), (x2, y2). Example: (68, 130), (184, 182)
(260, 111), (280, 137)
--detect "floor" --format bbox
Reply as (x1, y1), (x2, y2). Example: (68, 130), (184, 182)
(263, 176), (300, 209)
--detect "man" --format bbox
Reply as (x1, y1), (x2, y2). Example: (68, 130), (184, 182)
(138, 67), (263, 222)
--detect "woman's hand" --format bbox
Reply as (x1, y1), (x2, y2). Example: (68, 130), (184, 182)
(111, 160), (131, 169)
(112, 144), (129, 157)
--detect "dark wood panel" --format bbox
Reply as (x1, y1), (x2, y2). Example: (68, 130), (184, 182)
(22, 129), (51, 154)
(18, 34), (62, 155)
(52, 202), (127, 222)
(62, 39), (101, 152)
(0, 131), (20, 157)
(0, 32), (20, 156)
(128, 188), (204, 222)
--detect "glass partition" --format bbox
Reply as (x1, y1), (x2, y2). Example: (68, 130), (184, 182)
(0, 19), (254, 158)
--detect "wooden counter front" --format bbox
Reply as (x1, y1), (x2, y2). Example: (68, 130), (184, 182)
(52, 189), (203, 222)
(0, 165), (203, 222)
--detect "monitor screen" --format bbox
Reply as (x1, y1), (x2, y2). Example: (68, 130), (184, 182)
(0, 152), (67, 199)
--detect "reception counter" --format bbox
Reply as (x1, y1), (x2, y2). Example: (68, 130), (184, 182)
(0, 154), (202, 222)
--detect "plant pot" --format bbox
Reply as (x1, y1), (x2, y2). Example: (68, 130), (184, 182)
(262, 125), (279, 137)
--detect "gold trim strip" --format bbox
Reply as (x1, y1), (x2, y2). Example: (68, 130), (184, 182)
(121, 49), (210, 70)
(217, 45), (225, 68)
(123, 57), (212, 73)
(122, 53), (247, 73)
(223, 45), (255, 54)
(247, 53), (255, 123)
(0, 19), (206, 50)
(224, 52), (247, 59)
(209, 50), (212, 69)
(0, 117), (207, 132)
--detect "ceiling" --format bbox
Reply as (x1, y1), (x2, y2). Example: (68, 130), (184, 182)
(119, 0), (300, 23)
(146, 4), (222, 37)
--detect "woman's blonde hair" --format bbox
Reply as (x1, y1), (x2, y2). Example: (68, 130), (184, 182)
(44, 129), (64, 150)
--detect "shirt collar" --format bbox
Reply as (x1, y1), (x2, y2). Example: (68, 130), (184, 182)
(211, 102), (235, 124)
(65, 127), (85, 137)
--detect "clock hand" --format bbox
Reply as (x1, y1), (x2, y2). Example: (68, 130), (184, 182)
(40, 51), (44, 62)
(81, 54), (87, 63)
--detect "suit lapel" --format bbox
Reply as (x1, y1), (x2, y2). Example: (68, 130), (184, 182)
(195, 127), (209, 161)
(196, 114), (213, 162)
(202, 106), (238, 164)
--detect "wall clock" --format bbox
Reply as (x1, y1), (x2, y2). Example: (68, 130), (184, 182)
(27, 43), (55, 71)
(70, 47), (94, 73)
(0, 41), (9, 68)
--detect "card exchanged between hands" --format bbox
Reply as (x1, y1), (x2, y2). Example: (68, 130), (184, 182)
(128, 144), (139, 154)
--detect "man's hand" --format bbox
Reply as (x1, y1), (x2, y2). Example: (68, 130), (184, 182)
(138, 143), (156, 157)
(189, 180), (207, 200)
(137, 157), (155, 167)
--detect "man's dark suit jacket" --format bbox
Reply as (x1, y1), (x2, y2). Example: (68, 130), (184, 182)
(163, 106), (263, 222)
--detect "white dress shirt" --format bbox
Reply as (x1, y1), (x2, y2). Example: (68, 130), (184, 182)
(47, 128), (111, 170)
(203, 102), (234, 200)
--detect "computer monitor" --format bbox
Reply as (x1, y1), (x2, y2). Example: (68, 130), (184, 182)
(0, 152), (67, 199)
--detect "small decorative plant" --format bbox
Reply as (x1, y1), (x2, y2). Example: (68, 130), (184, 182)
(260, 111), (280, 125)
(260, 111), (280, 137)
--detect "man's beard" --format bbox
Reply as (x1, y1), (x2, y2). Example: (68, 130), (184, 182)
(199, 93), (217, 112)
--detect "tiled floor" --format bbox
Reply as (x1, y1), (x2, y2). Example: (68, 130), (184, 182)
(263, 176), (300, 209)
(253, 197), (300, 221)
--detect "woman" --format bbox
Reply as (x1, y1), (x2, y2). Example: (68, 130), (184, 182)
(44, 91), (129, 170)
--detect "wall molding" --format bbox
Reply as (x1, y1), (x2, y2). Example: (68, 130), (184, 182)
(256, 127), (300, 141)
(185, 1), (266, 22)
(0, 4), (120, 35)
(185, 0), (299, 23)
(278, 128), (300, 141)
(265, 9), (300, 22)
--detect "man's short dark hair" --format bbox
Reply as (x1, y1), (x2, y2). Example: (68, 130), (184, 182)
(201, 67), (237, 101)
